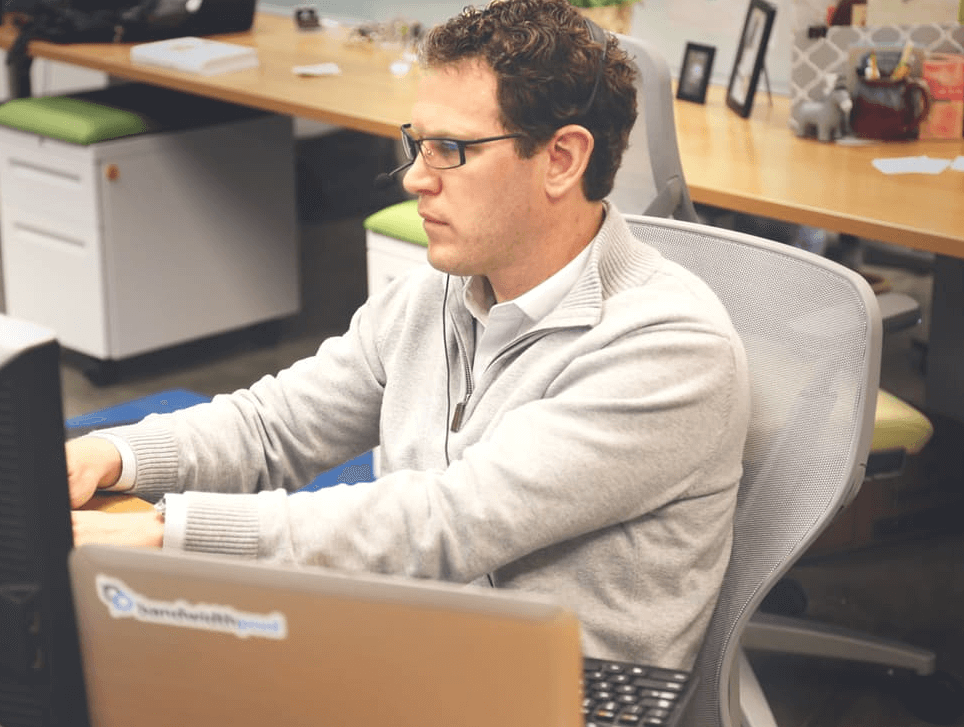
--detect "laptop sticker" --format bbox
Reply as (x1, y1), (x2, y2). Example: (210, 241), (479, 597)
(96, 575), (288, 640)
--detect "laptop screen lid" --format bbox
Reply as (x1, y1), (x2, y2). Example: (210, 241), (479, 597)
(69, 545), (583, 727)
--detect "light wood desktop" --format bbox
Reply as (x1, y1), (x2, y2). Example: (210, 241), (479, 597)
(0, 11), (418, 138)
(80, 493), (153, 513)
(676, 85), (963, 260)
(2, 12), (963, 415)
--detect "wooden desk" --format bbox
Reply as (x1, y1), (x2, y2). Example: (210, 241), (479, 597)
(3, 15), (963, 416)
(80, 493), (153, 513)
(0, 11), (417, 138)
(676, 86), (964, 260)
(2, 15), (960, 257)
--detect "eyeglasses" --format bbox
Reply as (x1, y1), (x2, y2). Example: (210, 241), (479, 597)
(400, 124), (524, 170)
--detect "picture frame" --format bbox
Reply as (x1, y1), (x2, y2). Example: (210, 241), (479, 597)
(677, 42), (716, 104)
(726, 0), (777, 118)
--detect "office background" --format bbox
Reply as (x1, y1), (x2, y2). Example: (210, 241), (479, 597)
(0, 1), (962, 725)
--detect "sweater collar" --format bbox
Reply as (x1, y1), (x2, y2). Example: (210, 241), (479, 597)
(449, 202), (661, 330)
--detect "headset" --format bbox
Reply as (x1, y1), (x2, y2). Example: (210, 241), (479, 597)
(579, 16), (609, 120)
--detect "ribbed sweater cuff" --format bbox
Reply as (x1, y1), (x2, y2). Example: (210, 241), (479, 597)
(107, 421), (179, 502)
(178, 492), (261, 558)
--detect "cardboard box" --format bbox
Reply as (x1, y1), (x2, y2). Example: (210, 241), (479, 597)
(807, 413), (964, 558)
(920, 53), (964, 139)
(866, 0), (960, 25)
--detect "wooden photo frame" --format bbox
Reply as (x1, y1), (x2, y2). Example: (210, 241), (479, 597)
(677, 43), (716, 104)
(726, 0), (776, 118)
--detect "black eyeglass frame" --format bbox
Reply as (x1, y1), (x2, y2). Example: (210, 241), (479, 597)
(400, 124), (525, 170)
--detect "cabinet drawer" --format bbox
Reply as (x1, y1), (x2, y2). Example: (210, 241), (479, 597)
(366, 233), (428, 296)
(0, 210), (107, 357)
(0, 132), (99, 229)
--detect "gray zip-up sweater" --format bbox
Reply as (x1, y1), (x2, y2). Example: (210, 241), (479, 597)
(115, 208), (750, 669)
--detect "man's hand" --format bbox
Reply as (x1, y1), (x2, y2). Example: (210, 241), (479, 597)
(65, 436), (124, 508)
(72, 511), (164, 549)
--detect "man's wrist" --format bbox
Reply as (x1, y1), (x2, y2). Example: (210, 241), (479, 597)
(87, 432), (136, 491)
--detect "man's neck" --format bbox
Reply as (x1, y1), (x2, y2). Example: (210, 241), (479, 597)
(489, 200), (605, 303)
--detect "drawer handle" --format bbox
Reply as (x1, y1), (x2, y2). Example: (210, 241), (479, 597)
(9, 158), (82, 187)
(13, 221), (86, 250)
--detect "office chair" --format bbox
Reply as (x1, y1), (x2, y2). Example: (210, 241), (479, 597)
(623, 214), (882, 727)
(610, 33), (699, 222)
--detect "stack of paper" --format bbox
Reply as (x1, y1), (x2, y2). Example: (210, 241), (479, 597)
(872, 155), (964, 175)
(130, 37), (259, 76)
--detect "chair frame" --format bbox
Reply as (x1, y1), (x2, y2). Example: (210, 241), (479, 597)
(623, 214), (883, 727)
(612, 34), (699, 222)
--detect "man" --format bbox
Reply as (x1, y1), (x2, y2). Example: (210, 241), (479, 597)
(70, 0), (750, 670)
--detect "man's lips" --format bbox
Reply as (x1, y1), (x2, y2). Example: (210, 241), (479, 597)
(419, 210), (447, 226)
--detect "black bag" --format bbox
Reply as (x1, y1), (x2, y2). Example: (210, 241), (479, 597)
(3, 0), (203, 97)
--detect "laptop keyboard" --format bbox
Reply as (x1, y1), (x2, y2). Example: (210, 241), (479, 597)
(582, 657), (694, 727)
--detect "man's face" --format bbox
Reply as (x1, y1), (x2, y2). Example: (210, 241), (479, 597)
(403, 59), (549, 298)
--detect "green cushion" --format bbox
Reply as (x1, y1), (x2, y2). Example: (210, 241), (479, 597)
(363, 200), (428, 247)
(0, 97), (149, 145)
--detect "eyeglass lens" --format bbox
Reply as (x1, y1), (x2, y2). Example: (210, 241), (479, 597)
(402, 128), (464, 170)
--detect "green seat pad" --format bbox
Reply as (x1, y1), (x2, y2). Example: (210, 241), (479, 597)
(0, 96), (149, 145)
(872, 390), (933, 456)
(363, 200), (428, 247)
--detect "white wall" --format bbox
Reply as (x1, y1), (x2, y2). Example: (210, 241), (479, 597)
(629, 0), (795, 94)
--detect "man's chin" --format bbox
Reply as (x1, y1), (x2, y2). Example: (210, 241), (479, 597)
(426, 246), (469, 277)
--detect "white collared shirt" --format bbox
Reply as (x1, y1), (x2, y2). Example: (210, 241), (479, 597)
(462, 242), (593, 382)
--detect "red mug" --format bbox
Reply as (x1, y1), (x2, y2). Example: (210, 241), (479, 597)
(851, 77), (931, 140)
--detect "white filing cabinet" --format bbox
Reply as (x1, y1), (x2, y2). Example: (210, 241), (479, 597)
(365, 231), (428, 296)
(0, 113), (299, 360)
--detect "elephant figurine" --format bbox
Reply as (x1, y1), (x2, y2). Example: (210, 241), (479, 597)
(790, 84), (853, 142)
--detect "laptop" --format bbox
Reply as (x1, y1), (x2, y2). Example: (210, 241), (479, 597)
(70, 545), (584, 727)
(70, 545), (695, 727)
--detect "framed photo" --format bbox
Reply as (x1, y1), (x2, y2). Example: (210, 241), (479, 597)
(726, 0), (776, 118)
(677, 43), (716, 104)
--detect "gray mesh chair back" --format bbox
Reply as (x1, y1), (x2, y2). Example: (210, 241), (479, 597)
(624, 216), (882, 727)
(611, 35), (698, 222)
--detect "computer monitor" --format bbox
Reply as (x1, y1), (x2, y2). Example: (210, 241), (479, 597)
(0, 315), (89, 727)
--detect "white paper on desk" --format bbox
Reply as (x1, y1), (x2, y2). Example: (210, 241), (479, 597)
(130, 37), (259, 76)
(951, 156), (964, 172)
(292, 62), (341, 76)
(916, 157), (953, 174)
(872, 155), (952, 175)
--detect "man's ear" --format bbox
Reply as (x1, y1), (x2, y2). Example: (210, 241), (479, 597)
(543, 124), (594, 199)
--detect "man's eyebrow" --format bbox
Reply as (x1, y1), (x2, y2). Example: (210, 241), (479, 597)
(409, 126), (456, 138)
(409, 123), (486, 140)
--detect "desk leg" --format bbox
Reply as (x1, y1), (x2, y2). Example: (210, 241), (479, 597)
(925, 255), (964, 421)
(5, 50), (33, 98)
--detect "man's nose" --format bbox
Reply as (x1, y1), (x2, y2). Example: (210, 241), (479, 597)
(401, 153), (441, 196)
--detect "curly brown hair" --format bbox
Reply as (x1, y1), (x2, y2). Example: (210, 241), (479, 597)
(418, 0), (638, 201)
